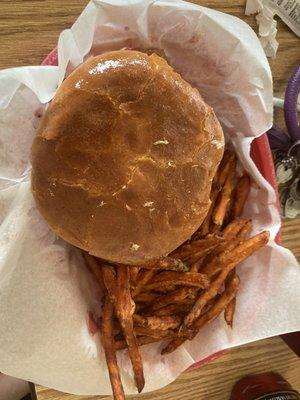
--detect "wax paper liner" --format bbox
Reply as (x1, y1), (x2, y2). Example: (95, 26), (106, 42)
(0, 0), (299, 395)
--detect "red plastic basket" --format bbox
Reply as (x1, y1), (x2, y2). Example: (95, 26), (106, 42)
(41, 48), (292, 368)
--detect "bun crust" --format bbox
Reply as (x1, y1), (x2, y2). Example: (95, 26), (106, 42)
(31, 50), (224, 264)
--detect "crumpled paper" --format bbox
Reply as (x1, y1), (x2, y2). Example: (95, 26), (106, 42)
(0, 0), (299, 396)
(245, 0), (300, 58)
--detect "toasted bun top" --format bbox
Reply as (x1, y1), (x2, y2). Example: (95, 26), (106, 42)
(31, 50), (224, 265)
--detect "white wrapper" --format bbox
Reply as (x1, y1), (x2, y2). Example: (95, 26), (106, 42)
(0, 0), (299, 396)
(246, 0), (300, 58)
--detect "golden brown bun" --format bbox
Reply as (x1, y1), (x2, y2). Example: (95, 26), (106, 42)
(31, 50), (224, 265)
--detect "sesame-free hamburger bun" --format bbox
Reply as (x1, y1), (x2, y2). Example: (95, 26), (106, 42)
(31, 50), (224, 265)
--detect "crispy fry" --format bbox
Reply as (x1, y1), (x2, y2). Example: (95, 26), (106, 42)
(115, 266), (144, 393)
(130, 267), (140, 286)
(213, 156), (236, 227)
(102, 264), (117, 303)
(134, 314), (182, 330)
(162, 275), (240, 354)
(232, 175), (251, 218)
(202, 225), (262, 279)
(115, 335), (170, 351)
(224, 270), (237, 327)
(222, 218), (252, 240)
(183, 231), (269, 328)
(144, 272), (209, 292)
(142, 257), (188, 272)
(189, 257), (205, 272)
(101, 296), (125, 400)
(200, 184), (221, 236)
(161, 337), (185, 355)
(134, 325), (174, 338)
(133, 269), (156, 297)
(171, 236), (222, 260)
(224, 297), (236, 327)
(218, 151), (236, 187)
(188, 275), (240, 340)
(83, 252), (106, 293)
(134, 292), (158, 304)
(153, 303), (193, 317)
(147, 287), (196, 312)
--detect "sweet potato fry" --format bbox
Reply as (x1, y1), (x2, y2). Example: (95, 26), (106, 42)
(101, 296), (125, 400)
(232, 175), (251, 218)
(200, 184), (221, 236)
(171, 236), (222, 260)
(134, 325), (174, 339)
(161, 337), (185, 355)
(83, 252), (105, 293)
(115, 266), (144, 393)
(130, 267), (140, 286)
(144, 272), (209, 292)
(162, 275), (240, 354)
(224, 270), (237, 327)
(115, 335), (171, 351)
(202, 227), (266, 279)
(183, 231), (269, 328)
(222, 218), (252, 240)
(188, 275), (240, 340)
(134, 314), (182, 330)
(153, 303), (193, 317)
(102, 264), (117, 303)
(134, 292), (158, 304)
(189, 257), (205, 272)
(142, 257), (188, 272)
(147, 287), (196, 312)
(213, 156), (236, 227)
(217, 151), (236, 187)
(133, 269), (156, 297)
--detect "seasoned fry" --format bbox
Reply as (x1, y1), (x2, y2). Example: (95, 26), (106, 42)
(224, 270), (237, 327)
(133, 269), (156, 297)
(232, 175), (251, 218)
(153, 303), (193, 317)
(144, 272), (209, 292)
(147, 287), (196, 312)
(222, 218), (251, 239)
(188, 275), (240, 340)
(162, 275), (240, 354)
(134, 314), (182, 330)
(202, 223), (259, 279)
(189, 257), (205, 272)
(134, 292), (158, 304)
(101, 296), (125, 400)
(213, 156), (236, 227)
(183, 231), (269, 328)
(161, 337), (185, 355)
(130, 267), (140, 286)
(171, 236), (222, 260)
(218, 151), (236, 187)
(115, 266), (144, 393)
(200, 184), (221, 236)
(134, 325), (174, 339)
(142, 257), (188, 272)
(115, 335), (171, 351)
(102, 264), (117, 303)
(83, 252), (106, 293)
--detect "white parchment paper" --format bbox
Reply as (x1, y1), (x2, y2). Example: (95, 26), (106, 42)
(0, 0), (299, 395)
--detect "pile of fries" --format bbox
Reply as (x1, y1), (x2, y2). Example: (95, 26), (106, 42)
(83, 150), (270, 400)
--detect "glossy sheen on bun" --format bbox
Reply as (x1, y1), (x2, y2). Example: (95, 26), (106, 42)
(31, 50), (224, 265)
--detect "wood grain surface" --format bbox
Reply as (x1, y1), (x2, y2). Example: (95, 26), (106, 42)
(0, 1), (299, 400)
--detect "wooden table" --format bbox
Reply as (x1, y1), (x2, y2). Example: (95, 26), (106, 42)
(1, 1), (299, 399)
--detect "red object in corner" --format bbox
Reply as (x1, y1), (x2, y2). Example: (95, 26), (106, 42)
(230, 372), (300, 400)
